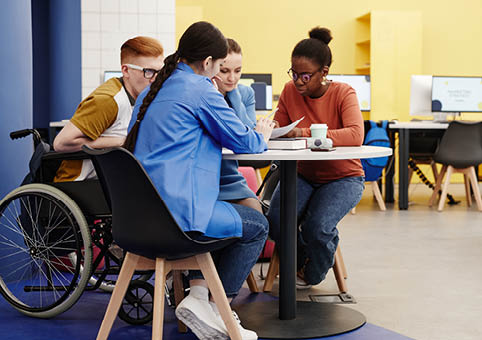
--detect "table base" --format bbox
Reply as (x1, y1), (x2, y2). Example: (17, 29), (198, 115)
(234, 300), (366, 339)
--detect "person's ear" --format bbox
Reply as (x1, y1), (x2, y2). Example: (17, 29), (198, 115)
(121, 64), (130, 78)
(202, 56), (213, 71)
(321, 66), (330, 78)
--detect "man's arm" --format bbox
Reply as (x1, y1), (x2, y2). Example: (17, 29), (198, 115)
(53, 121), (125, 152)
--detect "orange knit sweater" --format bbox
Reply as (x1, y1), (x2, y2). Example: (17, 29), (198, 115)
(275, 80), (365, 183)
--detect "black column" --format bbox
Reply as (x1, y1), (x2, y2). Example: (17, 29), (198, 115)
(279, 160), (297, 319)
(398, 129), (410, 209)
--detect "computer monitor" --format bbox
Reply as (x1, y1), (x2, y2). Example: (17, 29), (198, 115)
(239, 73), (272, 110)
(409, 75), (433, 116)
(326, 74), (371, 111)
(103, 71), (122, 82)
(431, 76), (482, 113)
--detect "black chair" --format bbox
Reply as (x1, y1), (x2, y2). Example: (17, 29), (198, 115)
(429, 121), (482, 212)
(82, 146), (242, 340)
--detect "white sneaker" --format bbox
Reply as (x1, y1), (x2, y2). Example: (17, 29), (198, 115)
(210, 302), (258, 340)
(230, 310), (258, 340)
(175, 295), (229, 340)
(296, 276), (312, 290)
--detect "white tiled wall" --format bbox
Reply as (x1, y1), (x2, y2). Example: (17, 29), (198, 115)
(81, 0), (175, 98)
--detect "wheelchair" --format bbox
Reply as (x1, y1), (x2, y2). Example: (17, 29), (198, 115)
(0, 129), (158, 325)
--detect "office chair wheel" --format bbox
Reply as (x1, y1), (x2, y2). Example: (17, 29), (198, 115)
(0, 184), (92, 318)
(118, 279), (154, 325)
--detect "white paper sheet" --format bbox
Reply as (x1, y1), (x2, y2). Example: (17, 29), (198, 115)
(270, 117), (305, 138)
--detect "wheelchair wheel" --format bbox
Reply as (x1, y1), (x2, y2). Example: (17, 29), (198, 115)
(118, 280), (154, 325)
(0, 184), (92, 318)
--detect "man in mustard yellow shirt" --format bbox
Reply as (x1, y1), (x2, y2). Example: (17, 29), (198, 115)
(53, 36), (164, 181)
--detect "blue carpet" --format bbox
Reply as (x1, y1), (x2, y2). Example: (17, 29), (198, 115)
(0, 287), (414, 340)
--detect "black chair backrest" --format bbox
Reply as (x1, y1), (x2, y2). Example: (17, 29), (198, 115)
(83, 146), (235, 260)
(433, 121), (482, 168)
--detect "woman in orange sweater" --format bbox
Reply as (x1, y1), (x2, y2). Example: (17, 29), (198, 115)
(267, 27), (365, 289)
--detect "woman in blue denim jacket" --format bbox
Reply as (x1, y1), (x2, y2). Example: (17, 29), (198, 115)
(125, 22), (274, 340)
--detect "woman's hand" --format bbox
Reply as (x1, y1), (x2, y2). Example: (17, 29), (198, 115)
(255, 117), (275, 143)
(211, 75), (222, 91)
(283, 127), (302, 138)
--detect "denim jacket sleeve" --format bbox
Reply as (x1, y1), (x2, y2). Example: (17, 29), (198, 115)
(197, 82), (267, 154)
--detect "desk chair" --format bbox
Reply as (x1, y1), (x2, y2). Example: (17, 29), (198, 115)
(83, 146), (242, 340)
(238, 160), (271, 195)
(428, 121), (482, 212)
(351, 180), (386, 214)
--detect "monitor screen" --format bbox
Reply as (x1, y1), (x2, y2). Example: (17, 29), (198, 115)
(326, 74), (371, 111)
(431, 76), (482, 112)
(103, 71), (122, 82)
(409, 75), (432, 116)
(240, 73), (273, 110)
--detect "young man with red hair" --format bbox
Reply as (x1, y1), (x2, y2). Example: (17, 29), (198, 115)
(53, 36), (164, 181)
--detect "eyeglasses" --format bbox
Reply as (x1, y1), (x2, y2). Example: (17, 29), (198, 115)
(287, 68), (321, 83)
(125, 64), (161, 79)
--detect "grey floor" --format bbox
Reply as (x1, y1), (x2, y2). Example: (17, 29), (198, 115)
(250, 183), (482, 340)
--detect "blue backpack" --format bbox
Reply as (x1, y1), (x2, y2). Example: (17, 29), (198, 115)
(361, 120), (390, 181)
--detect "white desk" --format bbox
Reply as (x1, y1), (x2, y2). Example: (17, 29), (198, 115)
(223, 146), (392, 339)
(388, 122), (449, 209)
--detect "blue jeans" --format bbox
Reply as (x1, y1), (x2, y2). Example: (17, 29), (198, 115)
(267, 175), (364, 285)
(188, 203), (268, 298)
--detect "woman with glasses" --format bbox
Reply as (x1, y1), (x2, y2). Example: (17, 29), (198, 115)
(213, 38), (262, 213)
(267, 27), (365, 289)
(126, 22), (274, 340)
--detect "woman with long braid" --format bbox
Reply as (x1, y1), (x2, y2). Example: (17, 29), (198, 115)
(125, 22), (273, 340)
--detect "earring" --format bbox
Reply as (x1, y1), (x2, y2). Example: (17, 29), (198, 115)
(321, 77), (327, 86)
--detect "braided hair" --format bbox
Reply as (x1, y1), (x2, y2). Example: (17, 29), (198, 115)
(124, 21), (228, 151)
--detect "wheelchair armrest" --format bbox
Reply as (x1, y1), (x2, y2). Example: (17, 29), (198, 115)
(41, 150), (91, 161)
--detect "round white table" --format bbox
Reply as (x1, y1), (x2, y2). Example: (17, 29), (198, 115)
(223, 146), (392, 339)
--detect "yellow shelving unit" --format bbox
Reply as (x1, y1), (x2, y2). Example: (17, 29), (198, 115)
(355, 10), (423, 122)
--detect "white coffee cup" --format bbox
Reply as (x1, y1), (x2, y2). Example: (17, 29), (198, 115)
(310, 124), (328, 139)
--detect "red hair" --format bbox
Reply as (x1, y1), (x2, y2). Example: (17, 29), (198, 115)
(120, 36), (164, 63)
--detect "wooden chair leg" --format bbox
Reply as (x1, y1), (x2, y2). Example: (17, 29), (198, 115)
(173, 270), (188, 333)
(468, 167), (482, 211)
(246, 271), (259, 293)
(333, 250), (347, 293)
(371, 181), (386, 211)
(431, 161), (439, 181)
(464, 174), (472, 207)
(429, 165), (447, 206)
(152, 258), (167, 340)
(408, 167), (414, 184)
(438, 166), (454, 211)
(97, 252), (140, 340)
(335, 246), (347, 279)
(196, 253), (242, 340)
(263, 246), (279, 292)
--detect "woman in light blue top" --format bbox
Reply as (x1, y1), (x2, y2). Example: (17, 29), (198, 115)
(215, 38), (262, 213)
(125, 22), (274, 340)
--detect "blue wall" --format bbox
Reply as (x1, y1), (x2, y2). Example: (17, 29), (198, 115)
(32, 0), (82, 127)
(0, 0), (33, 198)
(49, 0), (82, 122)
